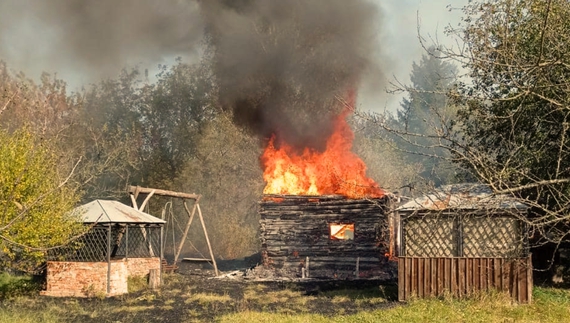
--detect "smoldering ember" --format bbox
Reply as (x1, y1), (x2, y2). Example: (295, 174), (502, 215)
(2, 0), (570, 322)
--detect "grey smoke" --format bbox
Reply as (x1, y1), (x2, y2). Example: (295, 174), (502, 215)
(202, 0), (384, 149)
(0, 0), (384, 149)
(0, 0), (203, 81)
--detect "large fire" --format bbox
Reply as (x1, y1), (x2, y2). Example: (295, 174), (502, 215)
(261, 97), (384, 199)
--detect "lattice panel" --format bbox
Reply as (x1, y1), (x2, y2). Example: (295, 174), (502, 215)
(403, 217), (456, 257)
(401, 214), (526, 258)
(48, 225), (161, 262)
(463, 216), (523, 257)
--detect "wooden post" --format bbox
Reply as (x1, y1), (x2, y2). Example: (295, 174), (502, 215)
(148, 269), (160, 290)
(305, 257), (310, 278)
(106, 224), (112, 295)
(197, 204), (219, 276)
(173, 198), (199, 263)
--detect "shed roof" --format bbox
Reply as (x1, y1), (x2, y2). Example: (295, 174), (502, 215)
(397, 183), (528, 212)
(75, 200), (166, 224)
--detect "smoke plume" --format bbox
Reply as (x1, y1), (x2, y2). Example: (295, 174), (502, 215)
(0, 0), (204, 80)
(0, 0), (383, 149)
(201, 0), (383, 149)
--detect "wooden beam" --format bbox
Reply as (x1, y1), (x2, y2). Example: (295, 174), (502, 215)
(197, 204), (219, 276)
(173, 198), (199, 263)
(128, 185), (200, 200)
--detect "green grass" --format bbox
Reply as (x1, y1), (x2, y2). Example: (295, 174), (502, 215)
(0, 272), (42, 299)
(220, 287), (570, 323)
(1, 272), (570, 323)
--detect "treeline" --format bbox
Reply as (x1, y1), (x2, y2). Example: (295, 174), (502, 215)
(0, 57), (421, 266)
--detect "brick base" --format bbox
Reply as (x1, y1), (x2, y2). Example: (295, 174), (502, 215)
(42, 257), (161, 297)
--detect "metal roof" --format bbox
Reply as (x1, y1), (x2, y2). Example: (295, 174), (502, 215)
(397, 183), (528, 212)
(74, 200), (166, 224)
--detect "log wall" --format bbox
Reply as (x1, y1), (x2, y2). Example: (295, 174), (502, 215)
(259, 195), (392, 279)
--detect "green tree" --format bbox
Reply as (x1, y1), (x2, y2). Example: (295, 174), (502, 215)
(441, 0), (570, 244)
(0, 128), (83, 271)
(395, 47), (459, 187)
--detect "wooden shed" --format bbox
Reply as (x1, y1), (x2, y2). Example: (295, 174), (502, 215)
(42, 200), (165, 297)
(259, 194), (395, 280)
(395, 184), (532, 303)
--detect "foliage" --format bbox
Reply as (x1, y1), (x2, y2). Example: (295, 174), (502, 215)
(350, 116), (422, 193)
(395, 47), (460, 187)
(174, 111), (263, 259)
(0, 272), (42, 299)
(0, 128), (83, 270)
(440, 0), (570, 244)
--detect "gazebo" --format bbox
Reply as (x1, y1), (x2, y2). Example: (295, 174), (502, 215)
(394, 184), (533, 303)
(42, 200), (165, 297)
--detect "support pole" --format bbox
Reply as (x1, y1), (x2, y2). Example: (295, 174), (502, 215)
(160, 225), (164, 284)
(173, 198), (199, 263)
(197, 204), (219, 276)
(107, 224), (112, 295)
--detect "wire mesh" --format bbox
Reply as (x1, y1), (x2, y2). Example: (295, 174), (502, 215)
(47, 224), (162, 262)
(401, 213), (527, 258)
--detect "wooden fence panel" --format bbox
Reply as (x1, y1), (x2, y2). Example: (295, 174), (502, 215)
(398, 255), (533, 303)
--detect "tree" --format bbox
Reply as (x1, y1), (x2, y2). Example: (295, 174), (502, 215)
(0, 128), (83, 271)
(394, 47), (460, 187)
(439, 0), (570, 245)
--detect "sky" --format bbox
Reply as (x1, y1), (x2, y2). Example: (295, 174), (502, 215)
(0, 0), (467, 114)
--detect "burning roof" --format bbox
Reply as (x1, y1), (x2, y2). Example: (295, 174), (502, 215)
(397, 183), (528, 211)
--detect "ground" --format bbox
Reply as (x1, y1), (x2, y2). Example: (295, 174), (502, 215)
(0, 260), (398, 323)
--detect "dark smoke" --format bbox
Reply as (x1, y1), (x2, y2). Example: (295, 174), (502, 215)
(0, 0), (383, 149)
(202, 0), (383, 150)
(0, 0), (203, 80)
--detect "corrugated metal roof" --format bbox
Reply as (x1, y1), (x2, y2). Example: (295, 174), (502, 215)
(397, 183), (528, 211)
(75, 200), (166, 224)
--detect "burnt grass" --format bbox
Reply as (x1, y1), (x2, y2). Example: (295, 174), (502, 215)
(2, 260), (399, 323)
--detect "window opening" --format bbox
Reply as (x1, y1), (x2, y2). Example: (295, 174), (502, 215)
(330, 223), (354, 240)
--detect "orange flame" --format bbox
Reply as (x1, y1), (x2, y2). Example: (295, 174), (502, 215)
(261, 97), (384, 199)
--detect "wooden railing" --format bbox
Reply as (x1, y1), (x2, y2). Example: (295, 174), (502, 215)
(397, 255), (533, 303)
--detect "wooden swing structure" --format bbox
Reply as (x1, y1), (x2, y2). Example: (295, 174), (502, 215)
(128, 185), (219, 276)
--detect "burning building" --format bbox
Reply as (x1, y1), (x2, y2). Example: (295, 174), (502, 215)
(258, 98), (395, 280)
(202, 1), (393, 279)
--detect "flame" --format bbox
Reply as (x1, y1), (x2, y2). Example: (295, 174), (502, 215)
(261, 96), (384, 199)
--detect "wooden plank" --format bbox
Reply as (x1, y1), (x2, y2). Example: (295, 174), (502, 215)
(431, 258), (437, 297)
(128, 185), (200, 200)
(417, 258), (423, 298)
(511, 259), (518, 302)
(527, 255), (533, 304)
(405, 257), (412, 301)
(410, 258), (419, 296)
(458, 258), (464, 297)
(424, 258), (430, 297)
(466, 258), (471, 295)
(398, 258), (404, 301)
(452, 258), (458, 297)
(437, 258), (443, 296)
(182, 257), (212, 262)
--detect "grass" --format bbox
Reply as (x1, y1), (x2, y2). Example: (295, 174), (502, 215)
(0, 272), (42, 299)
(220, 287), (570, 323)
(0, 272), (569, 323)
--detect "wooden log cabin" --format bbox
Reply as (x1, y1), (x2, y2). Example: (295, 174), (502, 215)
(259, 194), (395, 280)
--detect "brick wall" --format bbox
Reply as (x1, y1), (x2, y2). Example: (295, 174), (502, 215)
(41, 260), (128, 297)
(126, 257), (160, 277)
(41, 257), (161, 297)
